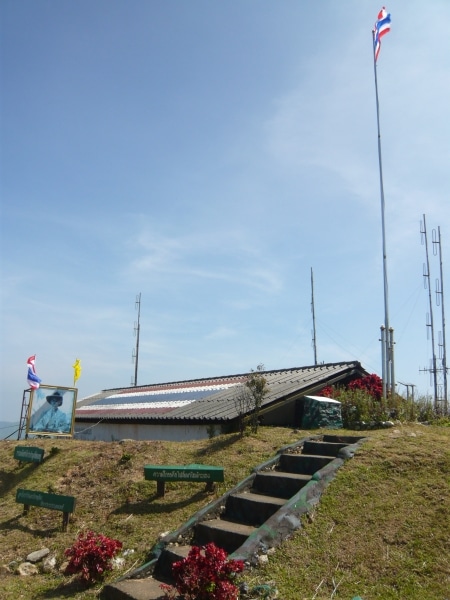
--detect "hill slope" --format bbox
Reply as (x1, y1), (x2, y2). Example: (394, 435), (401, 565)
(0, 425), (449, 600)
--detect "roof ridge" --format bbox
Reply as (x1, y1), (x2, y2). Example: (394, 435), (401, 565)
(99, 361), (361, 394)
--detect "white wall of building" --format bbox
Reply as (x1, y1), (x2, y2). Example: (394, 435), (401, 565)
(74, 421), (219, 442)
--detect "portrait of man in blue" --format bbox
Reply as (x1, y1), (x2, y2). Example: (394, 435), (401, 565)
(32, 390), (70, 434)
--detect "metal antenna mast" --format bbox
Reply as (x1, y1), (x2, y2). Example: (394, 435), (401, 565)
(311, 267), (318, 365)
(420, 216), (439, 409)
(131, 293), (141, 387)
(432, 226), (448, 413)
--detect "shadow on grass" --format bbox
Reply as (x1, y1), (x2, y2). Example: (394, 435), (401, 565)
(194, 433), (241, 458)
(0, 448), (64, 497)
(0, 462), (41, 496)
(0, 513), (61, 537)
(111, 489), (208, 516)
(36, 577), (93, 599)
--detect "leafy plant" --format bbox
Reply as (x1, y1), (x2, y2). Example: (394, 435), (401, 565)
(321, 375), (448, 428)
(234, 364), (270, 436)
(119, 451), (133, 464)
(338, 388), (388, 427)
(161, 542), (244, 600)
(64, 530), (123, 583)
(207, 424), (218, 439)
(246, 364), (270, 433)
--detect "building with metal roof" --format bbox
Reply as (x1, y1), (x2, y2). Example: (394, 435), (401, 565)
(74, 361), (368, 442)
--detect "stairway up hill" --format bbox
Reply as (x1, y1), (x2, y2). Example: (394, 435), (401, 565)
(102, 433), (366, 600)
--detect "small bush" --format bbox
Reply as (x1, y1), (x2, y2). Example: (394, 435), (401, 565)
(64, 530), (122, 583)
(320, 374), (448, 428)
(161, 542), (244, 600)
(119, 452), (133, 464)
(338, 388), (388, 427)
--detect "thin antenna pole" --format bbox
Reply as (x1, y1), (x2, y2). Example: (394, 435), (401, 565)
(372, 29), (392, 397)
(435, 227), (448, 411)
(421, 216), (438, 408)
(133, 293), (141, 387)
(311, 267), (318, 365)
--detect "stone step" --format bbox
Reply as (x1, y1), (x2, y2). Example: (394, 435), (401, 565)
(322, 434), (365, 444)
(278, 453), (333, 475)
(302, 440), (350, 457)
(253, 471), (312, 499)
(225, 491), (286, 526)
(153, 544), (191, 581)
(101, 575), (167, 600)
(194, 518), (256, 554)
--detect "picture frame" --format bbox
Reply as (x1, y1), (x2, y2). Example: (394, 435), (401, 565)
(26, 385), (77, 438)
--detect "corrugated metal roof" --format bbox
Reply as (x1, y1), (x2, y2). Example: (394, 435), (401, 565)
(75, 362), (367, 423)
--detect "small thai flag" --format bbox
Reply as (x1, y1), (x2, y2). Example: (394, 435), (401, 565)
(373, 7), (391, 62)
(27, 355), (42, 389)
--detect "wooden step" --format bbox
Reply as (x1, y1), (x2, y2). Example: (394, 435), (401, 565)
(254, 471), (312, 499)
(194, 518), (256, 554)
(225, 491), (286, 526)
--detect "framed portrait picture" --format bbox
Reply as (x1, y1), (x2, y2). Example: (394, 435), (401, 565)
(26, 385), (77, 437)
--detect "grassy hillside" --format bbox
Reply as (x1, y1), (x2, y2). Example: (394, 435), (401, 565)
(0, 425), (449, 599)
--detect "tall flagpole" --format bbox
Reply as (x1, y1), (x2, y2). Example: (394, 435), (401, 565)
(372, 8), (394, 398)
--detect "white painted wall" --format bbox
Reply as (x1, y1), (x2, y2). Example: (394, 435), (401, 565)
(74, 421), (218, 442)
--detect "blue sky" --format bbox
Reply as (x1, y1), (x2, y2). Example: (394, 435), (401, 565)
(1, 1), (449, 425)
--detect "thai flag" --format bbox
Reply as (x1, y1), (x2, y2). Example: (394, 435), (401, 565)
(373, 7), (391, 62)
(27, 355), (42, 389)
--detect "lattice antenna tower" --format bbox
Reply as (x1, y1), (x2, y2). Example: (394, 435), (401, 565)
(131, 293), (141, 387)
(432, 226), (448, 412)
(420, 215), (439, 410)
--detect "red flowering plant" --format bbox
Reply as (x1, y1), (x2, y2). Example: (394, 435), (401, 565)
(320, 374), (383, 402)
(347, 374), (383, 400)
(320, 385), (339, 399)
(319, 374), (388, 428)
(161, 542), (244, 600)
(64, 530), (123, 584)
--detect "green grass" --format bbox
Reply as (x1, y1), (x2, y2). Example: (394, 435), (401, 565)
(252, 425), (450, 600)
(1, 424), (449, 599)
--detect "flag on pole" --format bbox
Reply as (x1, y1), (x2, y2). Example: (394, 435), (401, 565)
(27, 355), (42, 389)
(373, 7), (391, 62)
(72, 358), (81, 386)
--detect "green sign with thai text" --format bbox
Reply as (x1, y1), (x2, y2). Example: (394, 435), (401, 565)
(14, 446), (45, 463)
(144, 463), (224, 483)
(16, 489), (76, 513)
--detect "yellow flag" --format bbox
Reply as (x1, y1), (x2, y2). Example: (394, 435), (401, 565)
(73, 359), (81, 386)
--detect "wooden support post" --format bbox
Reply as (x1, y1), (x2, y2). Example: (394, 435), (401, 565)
(205, 481), (215, 493)
(156, 480), (166, 497)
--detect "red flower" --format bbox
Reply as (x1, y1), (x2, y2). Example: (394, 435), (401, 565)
(162, 542), (244, 600)
(64, 530), (122, 583)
